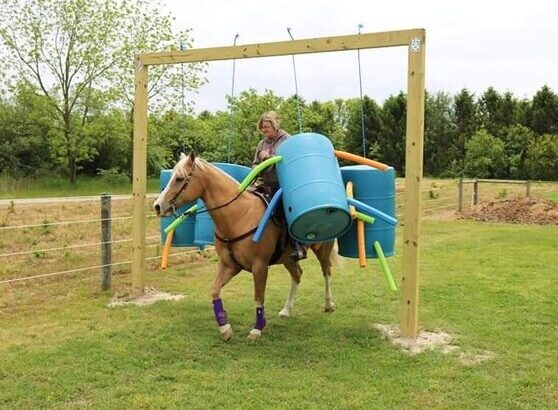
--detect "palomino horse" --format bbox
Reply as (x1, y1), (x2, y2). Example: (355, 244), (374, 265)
(153, 152), (338, 341)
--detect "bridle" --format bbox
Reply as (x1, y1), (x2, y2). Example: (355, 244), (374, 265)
(168, 159), (197, 216)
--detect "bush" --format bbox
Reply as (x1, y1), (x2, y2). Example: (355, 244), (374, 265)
(97, 168), (130, 186)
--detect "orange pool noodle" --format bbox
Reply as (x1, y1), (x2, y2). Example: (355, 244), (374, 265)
(161, 230), (174, 270)
(357, 219), (366, 268)
(334, 150), (389, 171)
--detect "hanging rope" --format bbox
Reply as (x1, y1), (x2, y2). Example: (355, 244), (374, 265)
(287, 27), (303, 134)
(357, 24), (366, 157)
(180, 43), (187, 153)
(226, 33), (240, 162)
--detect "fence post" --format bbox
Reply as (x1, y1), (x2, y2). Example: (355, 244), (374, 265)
(457, 178), (463, 212)
(101, 194), (112, 291)
(472, 179), (478, 206)
(526, 180), (531, 197)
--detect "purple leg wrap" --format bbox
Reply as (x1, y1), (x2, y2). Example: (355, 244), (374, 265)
(254, 306), (267, 331)
(212, 298), (228, 326)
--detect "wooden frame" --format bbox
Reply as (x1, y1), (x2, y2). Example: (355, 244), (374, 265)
(132, 29), (425, 337)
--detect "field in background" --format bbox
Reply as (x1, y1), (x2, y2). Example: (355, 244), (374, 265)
(0, 174), (160, 199)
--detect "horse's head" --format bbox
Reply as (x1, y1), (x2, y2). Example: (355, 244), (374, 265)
(153, 152), (204, 216)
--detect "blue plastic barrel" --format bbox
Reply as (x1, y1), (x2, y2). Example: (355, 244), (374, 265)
(159, 170), (196, 247)
(276, 133), (352, 243)
(338, 165), (396, 258)
(193, 163), (251, 246)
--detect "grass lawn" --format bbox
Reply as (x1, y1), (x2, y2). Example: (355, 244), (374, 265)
(1, 219), (556, 409)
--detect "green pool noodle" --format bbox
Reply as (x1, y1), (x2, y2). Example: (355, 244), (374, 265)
(164, 203), (198, 234)
(373, 240), (397, 292)
(237, 156), (283, 192)
(355, 212), (375, 224)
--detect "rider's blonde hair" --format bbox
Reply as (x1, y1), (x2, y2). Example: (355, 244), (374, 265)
(257, 111), (280, 132)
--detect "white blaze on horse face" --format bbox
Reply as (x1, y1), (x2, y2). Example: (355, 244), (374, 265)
(153, 155), (189, 216)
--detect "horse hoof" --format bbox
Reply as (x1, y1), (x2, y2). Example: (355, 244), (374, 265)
(324, 303), (336, 313)
(219, 324), (233, 341)
(247, 329), (262, 341)
(278, 309), (290, 319)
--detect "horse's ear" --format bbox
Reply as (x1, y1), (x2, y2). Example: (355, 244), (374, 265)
(180, 152), (187, 160)
(189, 151), (196, 163)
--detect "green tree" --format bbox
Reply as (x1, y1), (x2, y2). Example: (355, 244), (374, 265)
(529, 85), (558, 135)
(0, 0), (205, 182)
(451, 89), (479, 172)
(464, 129), (506, 178)
(107, 0), (206, 176)
(80, 109), (131, 177)
(424, 91), (456, 176)
(303, 100), (347, 150)
(524, 134), (558, 180)
(344, 96), (382, 160)
(379, 92), (407, 173)
(478, 87), (518, 138)
(500, 125), (534, 179)
(0, 83), (55, 176)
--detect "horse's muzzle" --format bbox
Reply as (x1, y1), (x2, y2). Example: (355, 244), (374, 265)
(154, 203), (162, 216)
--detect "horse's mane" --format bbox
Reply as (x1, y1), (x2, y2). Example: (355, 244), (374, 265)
(174, 155), (239, 185)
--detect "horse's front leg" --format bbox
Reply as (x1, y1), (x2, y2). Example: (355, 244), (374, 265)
(211, 260), (240, 341)
(248, 262), (269, 341)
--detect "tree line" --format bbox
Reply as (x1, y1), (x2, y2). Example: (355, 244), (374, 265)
(2, 84), (557, 181)
(1, 0), (557, 182)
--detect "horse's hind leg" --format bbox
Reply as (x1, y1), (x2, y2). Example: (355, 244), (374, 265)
(279, 259), (303, 318)
(211, 260), (240, 341)
(314, 242), (336, 313)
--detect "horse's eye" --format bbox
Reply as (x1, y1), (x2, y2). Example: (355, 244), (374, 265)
(175, 177), (184, 183)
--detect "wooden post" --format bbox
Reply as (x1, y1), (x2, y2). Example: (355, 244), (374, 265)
(457, 178), (463, 212)
(400, 31), (426, 338)
(101, 194), (112, 291)
(526, 180), (531, 197)
(472, 179), (478, 206)
(131, 58), (148, 295)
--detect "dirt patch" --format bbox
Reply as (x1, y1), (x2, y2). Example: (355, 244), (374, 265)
(374, 324), (459, 355)
(374, 324), (495, 365)
(459, 196), (558, 225)
(108, 287), (184, 307)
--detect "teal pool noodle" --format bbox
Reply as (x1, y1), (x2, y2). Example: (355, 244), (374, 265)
(253, 188), (283, 243)
(347, 197), (398, 226)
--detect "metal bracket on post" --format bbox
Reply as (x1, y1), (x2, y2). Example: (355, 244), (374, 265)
(410, 37), (421, 52)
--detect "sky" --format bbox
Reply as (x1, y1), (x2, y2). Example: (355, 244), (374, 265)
(163, 0), (558, 112)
